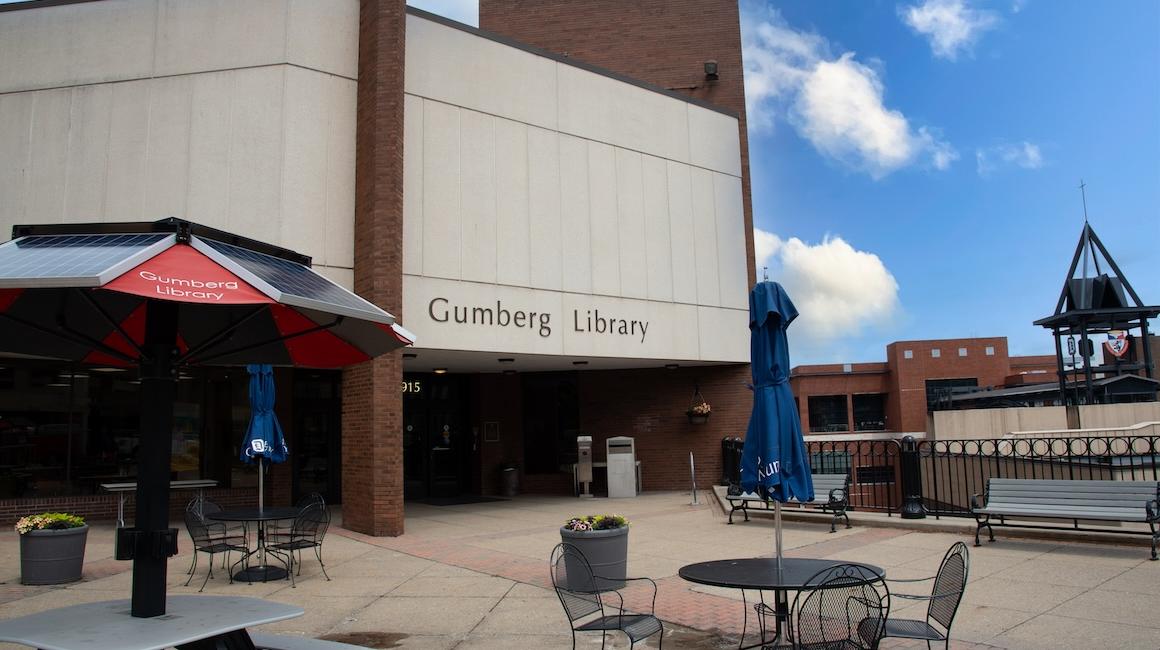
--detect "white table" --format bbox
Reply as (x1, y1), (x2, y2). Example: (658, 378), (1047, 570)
(0, 596), (301, 650)
(100, 479), (218, 527)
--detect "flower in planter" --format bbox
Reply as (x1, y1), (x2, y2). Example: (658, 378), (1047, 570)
(688, 401), (712, 416)
(563, 514), (629, 531)
(15, 513), (85, 535)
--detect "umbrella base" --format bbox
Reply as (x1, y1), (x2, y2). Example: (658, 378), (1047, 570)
(234, 565), (287, 583)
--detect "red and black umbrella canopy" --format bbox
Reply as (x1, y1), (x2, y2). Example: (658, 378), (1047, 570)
(0, 219), (413, 619)
(0, 221), (412, 367)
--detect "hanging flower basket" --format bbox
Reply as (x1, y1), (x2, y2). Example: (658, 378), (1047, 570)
(686, 383), (711, 424)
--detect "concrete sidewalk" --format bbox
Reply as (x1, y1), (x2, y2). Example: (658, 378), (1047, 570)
(0, 491), (1158, 648)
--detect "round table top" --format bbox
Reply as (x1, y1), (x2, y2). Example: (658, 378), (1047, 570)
(207, 507), (301, 522)
(678, 558), (885, 590)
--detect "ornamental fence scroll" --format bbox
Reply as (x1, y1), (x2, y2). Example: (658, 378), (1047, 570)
(918, 435), (1160, 518)
(722, 434), (1160, 520)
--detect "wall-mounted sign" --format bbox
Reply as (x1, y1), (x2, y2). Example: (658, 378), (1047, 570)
(1104, 330), (1130, 358)
(427, 297), (650, 343)
(484, 421), (500, 443)
(401, 380), (422, 393)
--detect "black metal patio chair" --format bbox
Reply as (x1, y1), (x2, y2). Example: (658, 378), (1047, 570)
(185, 496), (246, 569)
(267, 502), (331, 587)
(880, 542), (969, 650)
(549, 543), (663, 649)
(268, 492), (326, 541)
(794, 563), (889, 649)
(183, 509), (249, 592)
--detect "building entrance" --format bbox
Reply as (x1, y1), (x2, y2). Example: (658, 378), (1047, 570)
(403, 373), (471, 499)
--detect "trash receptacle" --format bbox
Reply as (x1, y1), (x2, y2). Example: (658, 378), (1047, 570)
(500, 465), (519, 497)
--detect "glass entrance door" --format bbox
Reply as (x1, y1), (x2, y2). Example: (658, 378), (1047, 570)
(403, 373), (469, 499)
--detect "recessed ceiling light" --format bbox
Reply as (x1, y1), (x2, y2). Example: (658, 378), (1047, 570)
(664, 363), (680, 370)
(502, 369), (517, 376)
(572, 361), (588, 366)
(433, 368), (448, 374)
(498, 358), (515, 363)
(46, 382), (70, 387)
(402, 353), (417, 359)
(90, 367), (125, 373)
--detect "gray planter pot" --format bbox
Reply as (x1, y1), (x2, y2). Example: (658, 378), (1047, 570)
(560, 525), (628, 592)
(20, 525), (88, 585)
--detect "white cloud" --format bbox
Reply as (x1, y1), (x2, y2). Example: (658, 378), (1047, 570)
(900, 0), (999, 61)
(976, 141), (1044, 176)
(754, 228), (900, 343)
(743, 7), (956, 178)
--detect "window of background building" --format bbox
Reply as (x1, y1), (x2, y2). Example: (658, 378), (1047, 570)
(959, 347), (968, 357)
(985, 346), (995, 356)
(931, 348), (941, 358)
(853, 394), (887, 431)
(925, 378), (979, 410)
(808, 395), (848, 432)
(903, 350), (913, 359)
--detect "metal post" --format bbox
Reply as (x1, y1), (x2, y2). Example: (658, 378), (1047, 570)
(1053, 329), (1067, 405)
(900, 435), (926, 519)
(1142, 320), (1155, 380)
(774, 500), (783, 571)
(132, 299), (178, 618)
(689, 452), (698, 505)
(1080, 323), (1094, 404)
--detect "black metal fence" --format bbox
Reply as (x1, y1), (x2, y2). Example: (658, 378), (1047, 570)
(721, 437), (903, 515)
(721, 434), (1160, 520)
(918, 435), (1160, 518)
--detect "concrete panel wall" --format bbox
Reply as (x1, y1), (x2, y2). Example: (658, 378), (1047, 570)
(402, 14), (748, 363)
(0, 0), (359, 285)
(930, 407), (1070, 440)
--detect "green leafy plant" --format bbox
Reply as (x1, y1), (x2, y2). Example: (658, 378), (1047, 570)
(563, 514), (629, 532)
(15, 512), (85, 535)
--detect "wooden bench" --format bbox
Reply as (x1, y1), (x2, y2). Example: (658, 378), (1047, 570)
(971, 478), (1160, 559)
(726, 473), (851, 532)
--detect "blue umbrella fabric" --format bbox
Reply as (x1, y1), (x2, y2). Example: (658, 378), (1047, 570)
(739, 282), (814, 504)
(241, 363), (288, 469)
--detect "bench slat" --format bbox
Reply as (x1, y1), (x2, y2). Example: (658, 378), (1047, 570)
(978, 507), (1147, 522)
(988, 495), (1152, 508)
(987, 479), (1159, 491)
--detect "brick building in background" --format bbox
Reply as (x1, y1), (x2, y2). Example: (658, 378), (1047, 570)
(790, 337), (1059, 435)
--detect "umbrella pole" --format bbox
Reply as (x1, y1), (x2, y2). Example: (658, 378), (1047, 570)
(774, 500), (783, 572)
(131, 300), (179, 618)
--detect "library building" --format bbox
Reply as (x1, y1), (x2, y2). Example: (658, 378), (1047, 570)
(0, 0), (757, 535)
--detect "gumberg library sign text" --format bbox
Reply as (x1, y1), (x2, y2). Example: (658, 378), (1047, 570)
(427, 297), (650, 343)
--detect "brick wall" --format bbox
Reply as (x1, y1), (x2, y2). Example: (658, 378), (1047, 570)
(577, 365), (752, 492)
(478, 0), (757, 285)
(342, 0), (407, 537)
(0, 487), (258, 527)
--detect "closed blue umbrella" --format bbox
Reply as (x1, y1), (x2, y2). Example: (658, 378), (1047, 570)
(739, 282), (813, 569)
(240, 364), (288, 510)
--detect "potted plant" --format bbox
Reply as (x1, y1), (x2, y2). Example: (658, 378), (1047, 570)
(560, 514), (629, 591)
(16, 512), (88, 585)
(687, 400), (712, 424)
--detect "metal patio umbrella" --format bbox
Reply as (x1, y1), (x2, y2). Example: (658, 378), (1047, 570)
(0, 219), (414, 618)
(241, 364), (288, 512)
(739, 281), (813, 571)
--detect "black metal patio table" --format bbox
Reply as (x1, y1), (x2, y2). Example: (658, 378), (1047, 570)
(678, 558), (885, 649)
(209, 506), (301, 583)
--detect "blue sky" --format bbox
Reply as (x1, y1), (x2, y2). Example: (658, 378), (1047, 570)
(412, 0), (1158, 365)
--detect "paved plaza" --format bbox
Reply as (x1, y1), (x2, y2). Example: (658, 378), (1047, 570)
(1, 491), (1159, 649)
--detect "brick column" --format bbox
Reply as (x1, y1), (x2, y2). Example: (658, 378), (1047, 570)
(342, 0), (407, 536)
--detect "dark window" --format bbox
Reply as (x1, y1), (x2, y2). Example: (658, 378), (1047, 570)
(853, 394), (886, 431)
(808, 395), (848, 432)
(925, 378), (978, 410)
(856, 465), (895, 484)
(810, 450), (851, 476)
